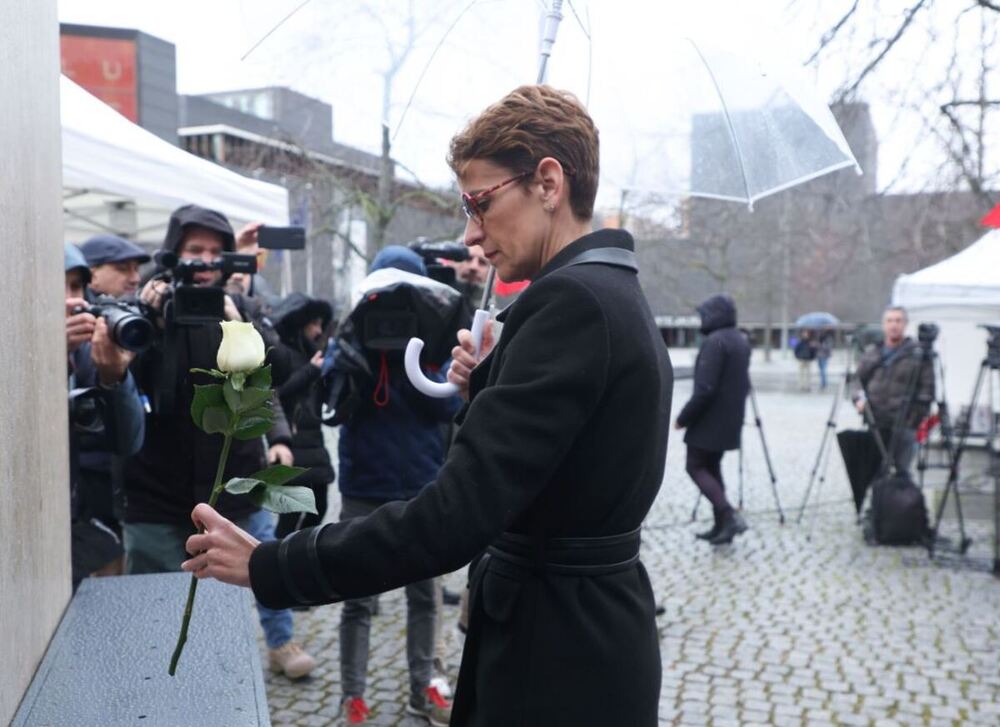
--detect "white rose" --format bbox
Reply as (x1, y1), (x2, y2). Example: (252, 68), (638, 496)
(217, 321), (266, 373)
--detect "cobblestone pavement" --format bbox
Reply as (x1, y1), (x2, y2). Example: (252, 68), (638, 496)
(261, 362), (1000, 726)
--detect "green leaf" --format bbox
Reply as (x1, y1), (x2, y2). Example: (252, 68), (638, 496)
(190, 384), (225, 432)
(248, 365), (272, 389)
(247, 464), (307, 487)
(249, 484), (318, 515)
(231, 416), (272, 441)
(224, 477), (264, 496)
(236, 387), (272, 414)
(202, 405), (230, 434)
(190, 368), (227, 379)
(230, 372), (247, 392)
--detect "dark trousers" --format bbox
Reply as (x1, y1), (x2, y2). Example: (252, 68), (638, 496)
(686, 445), (733, 518)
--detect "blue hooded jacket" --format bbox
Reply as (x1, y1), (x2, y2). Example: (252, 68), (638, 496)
(337, 246), (462, 501)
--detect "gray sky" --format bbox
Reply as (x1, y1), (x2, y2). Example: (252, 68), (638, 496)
(59, 0), (978, 212)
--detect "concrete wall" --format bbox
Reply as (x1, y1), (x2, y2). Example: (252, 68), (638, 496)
(0, 0), (72, 722)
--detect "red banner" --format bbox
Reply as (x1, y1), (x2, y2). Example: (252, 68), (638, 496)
(61, 35), (138, 122)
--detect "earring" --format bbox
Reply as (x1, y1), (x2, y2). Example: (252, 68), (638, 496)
(544, 203), (555, 212)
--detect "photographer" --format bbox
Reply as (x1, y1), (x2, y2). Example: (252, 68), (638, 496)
(853, 306), (935, 475)
(65, 243), (145, 587)
(675, 293), (750, 545)
(80, 234), (150, 299)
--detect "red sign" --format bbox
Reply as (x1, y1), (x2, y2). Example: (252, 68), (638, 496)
(61, 35), (138, 122)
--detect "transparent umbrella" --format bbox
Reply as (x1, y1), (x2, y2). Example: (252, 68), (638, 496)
(389, 1), (861, 215)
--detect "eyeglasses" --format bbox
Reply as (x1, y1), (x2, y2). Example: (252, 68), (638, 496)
(461, 172), (531, 225)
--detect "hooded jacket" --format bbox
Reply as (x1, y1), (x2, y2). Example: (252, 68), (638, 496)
(269, 293), (335, 488)
(337, 246), (463, 501)
(676, 293), (751, 451)
(123, 206), (291, 525)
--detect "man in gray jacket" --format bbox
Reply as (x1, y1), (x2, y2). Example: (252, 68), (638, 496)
(853, 306), (934, 476)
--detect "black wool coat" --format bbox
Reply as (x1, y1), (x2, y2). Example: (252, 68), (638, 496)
(250, 228), (674, 726)
(676, 294), (751, 452)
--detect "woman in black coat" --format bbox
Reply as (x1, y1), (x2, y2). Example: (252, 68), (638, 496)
(182, 85), (673, 726)
(267, 292), (335, 537)
(675, 293), (751, 545)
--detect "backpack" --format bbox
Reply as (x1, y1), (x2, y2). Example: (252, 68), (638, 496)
(866, 473), (929, 545)
(319, 324), (372, 426)
(794, 338), (816, 361)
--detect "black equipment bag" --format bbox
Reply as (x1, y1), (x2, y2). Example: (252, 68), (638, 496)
(868, 473), (929, 545)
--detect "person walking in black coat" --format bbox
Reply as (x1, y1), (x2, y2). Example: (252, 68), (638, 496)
(181, 85), (673, 726)
(268, 292), (336, 538)
(675, 293), (750, 545)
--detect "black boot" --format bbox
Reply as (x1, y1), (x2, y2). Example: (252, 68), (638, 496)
(708, 510), (748, 545)
(695, 508), (724, 540)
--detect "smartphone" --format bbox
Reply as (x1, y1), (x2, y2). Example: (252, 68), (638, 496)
(258, 226), (306, 250)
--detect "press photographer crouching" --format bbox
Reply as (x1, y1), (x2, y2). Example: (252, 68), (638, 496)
(852, 305), (935, 477)
(64, 243), (146, 588)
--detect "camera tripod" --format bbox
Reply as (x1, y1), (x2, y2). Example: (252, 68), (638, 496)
(927, 335), (1000, 575)
(690, 384), (785, 523)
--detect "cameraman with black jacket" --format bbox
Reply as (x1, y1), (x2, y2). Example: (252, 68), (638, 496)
(124, 205), (317, 678)
(853, 306), (934, 476)
(124, 205), (294, 570)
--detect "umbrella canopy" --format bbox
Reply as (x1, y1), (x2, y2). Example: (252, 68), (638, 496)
(795, 311), (840, 328)
(836, 429), (883, 515)
(383, 2), (860, 214)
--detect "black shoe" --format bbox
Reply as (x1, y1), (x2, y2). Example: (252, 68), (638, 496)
(441, 587), (461, 606)
(708, 511), (748, 545)
(694, 522), (721, 541)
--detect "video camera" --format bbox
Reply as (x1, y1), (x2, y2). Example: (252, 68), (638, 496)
(918, 322), (939, 347)
(152, 250), (257, 325)
(408, 239), (469, 288)
(982, 324), (1000, 368)
(71, 295), (154, 353)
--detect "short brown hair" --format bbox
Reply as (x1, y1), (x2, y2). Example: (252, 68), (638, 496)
(448, 85), (600, 220)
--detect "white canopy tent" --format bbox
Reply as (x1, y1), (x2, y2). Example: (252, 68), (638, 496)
(892, 229), (1000, 425)
(61, 75), (288, 245)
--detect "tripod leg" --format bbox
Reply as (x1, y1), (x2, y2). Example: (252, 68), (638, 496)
(738, 445), (744, 510)
(798, 376), (845, 523)
(929, 362), (986, 558)
(690, 493), (701, 522)
(750, 387), (785, 524)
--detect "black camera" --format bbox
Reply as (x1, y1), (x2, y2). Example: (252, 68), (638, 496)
(409, 239), (469, 288)
(71, 296), (154, 353)
(918, 322), (939, 346)
(68, 386), (105, 435)
(153, 250), (257, 325)
(982, 324), (1000, 368)
(88, 295), (154, 352)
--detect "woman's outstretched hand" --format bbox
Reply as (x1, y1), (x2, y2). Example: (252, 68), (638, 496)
(181, 504), (260, 588)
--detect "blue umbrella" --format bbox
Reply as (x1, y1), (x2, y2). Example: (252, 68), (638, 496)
(795, 312), (839, 328)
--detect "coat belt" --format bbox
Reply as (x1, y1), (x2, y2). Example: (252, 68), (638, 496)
(485, 526), (641, 576)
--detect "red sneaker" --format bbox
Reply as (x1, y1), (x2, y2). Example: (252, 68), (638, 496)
(342, 696), (371, 724)
(406, 684), (452, 726)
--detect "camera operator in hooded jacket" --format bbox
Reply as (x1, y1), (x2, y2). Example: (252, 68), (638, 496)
(675, 293), (750, 545)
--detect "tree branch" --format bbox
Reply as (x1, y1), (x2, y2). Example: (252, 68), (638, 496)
(835, 0), (931, 102)
(805, 0), (860, 66)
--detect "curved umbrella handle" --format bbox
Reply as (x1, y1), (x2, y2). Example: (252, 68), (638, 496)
(404, 309), (490, 398)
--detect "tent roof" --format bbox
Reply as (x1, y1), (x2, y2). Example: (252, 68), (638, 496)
(61, 75), (288, 245)
(892, 228), (1000, 309)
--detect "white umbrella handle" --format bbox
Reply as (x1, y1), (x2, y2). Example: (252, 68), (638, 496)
(404, 308), (490, 397)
